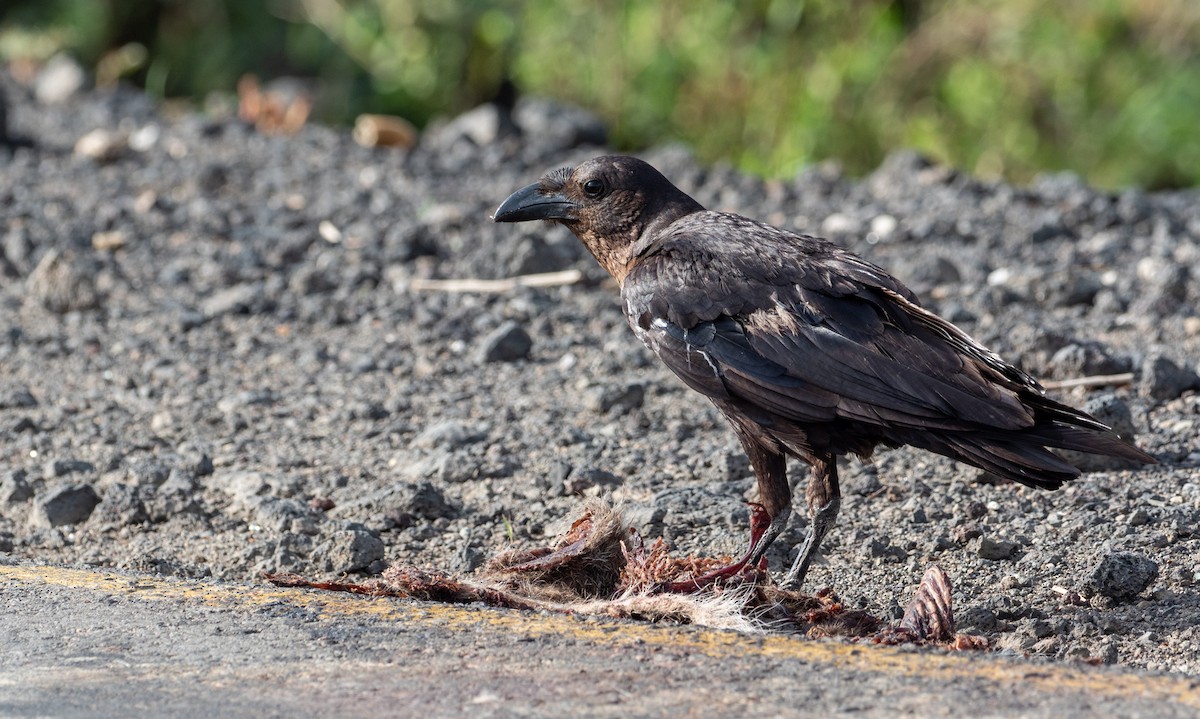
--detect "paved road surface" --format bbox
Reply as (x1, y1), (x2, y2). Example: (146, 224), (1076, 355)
(2, 563), (1197, 718)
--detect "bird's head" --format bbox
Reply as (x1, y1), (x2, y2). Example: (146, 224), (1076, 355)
(492, 155), (702, 282)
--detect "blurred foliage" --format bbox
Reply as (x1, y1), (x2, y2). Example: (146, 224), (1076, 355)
(2, 0), (1199, 188)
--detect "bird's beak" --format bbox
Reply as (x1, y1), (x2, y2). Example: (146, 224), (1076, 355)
(492, 182), (578, 223)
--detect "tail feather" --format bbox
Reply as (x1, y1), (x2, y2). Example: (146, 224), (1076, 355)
(888, 414), (1154, 491)
(944, 390), (1159, 487)
(941, 435), (1078, 490)
(1020, 422), (1156, 464)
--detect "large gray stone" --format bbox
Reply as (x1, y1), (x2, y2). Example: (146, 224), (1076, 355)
(30, 484), (101, 528)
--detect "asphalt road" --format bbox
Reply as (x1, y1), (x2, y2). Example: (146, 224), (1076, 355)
(2, 563), (1197, 718)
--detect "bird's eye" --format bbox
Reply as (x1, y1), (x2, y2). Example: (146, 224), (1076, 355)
(582, 179), (605, 198)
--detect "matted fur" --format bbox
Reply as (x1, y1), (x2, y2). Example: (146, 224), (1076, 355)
(269, 499), (975, 645)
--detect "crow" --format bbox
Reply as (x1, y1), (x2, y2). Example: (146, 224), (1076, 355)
(493, 155), (1154, 589)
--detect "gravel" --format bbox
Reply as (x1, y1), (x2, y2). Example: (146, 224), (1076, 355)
(1, 65), (1199, 675)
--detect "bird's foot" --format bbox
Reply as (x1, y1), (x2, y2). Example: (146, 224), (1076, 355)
(779, 497), (841, 590)
(663, 502), (772, 593)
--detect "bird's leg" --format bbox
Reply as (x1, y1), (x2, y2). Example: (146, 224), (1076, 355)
(666, 443), (790, 592)
(743, 445), (791, 567)
(780, 455), (840, 589)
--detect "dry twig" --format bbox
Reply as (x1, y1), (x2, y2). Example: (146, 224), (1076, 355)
(1039, 372), (1135, 391)
(408, 269), (584, 293)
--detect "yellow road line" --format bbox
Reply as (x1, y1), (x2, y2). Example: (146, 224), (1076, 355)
(4, 564), (1197, 707)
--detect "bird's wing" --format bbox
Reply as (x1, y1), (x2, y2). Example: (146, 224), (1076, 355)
(623, 220), (1047, 433)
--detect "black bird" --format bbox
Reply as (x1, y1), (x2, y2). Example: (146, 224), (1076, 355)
(493, 156), (1154, 589)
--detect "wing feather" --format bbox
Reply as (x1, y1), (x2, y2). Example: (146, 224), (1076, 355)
(623, 212), (1039, 434)
(620, 210), (1152, 479)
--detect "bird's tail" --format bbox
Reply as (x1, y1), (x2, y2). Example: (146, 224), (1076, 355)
(895, 398), (1155, 490)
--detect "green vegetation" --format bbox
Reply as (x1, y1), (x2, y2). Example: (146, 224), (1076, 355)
(2, 0), (1198, 188)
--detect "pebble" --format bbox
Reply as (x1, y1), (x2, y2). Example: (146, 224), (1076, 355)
(145, 471), (200, 522)
(344, 400), (389, 421)
(43, 458), (96, 480)
(1046, 342), (1128, 379)
(1140, 353), (1200, 401)
(977, 536), (1020, 560)
(889, 255), (962, 293)
(382, 481), (455, 528)
(2, 229), (32, 273)
(126, 458), (174, 487)
(868, 214), (898, 241)
(956, 605), (1001, 632)
(477, 321), (532, 363)
(702, 449), (751, 483)
(1127, 508), (1152, 527)
(845, 469), (882, 496)
(383, 224), (439, 263)
(91, 483), (150, 527)
(310, 496), (336, 512)
(10, 417), (36, 433)
(821, 212), (862, 235)
(434, 103), (510, 147)
(35, 54), (86, 104)
(129, 124), (160, 152)
(201, 282), (266, 318)
(1, 470), (33, 504)
(991, 595), (1035, 620)
(860, 536), (906, 562)
(26, 249), (100, 313)
(30, 484), (101, 528)
(439, 453), (489, 485)
(352, 113), (418, 149)
(177, 442), (215, 477)
(413, 420), (487, 450)
(1037, 271), (1102, 307)
(1088, 551), (1159, 601)
(1135, 256), (1189, 304)
(0, 387), (37, 409)
(219, 470), (272, 502)
(563, 468), (623, 496)
(622, 505), (667, 538)
(1064, 643), (1093, 660)
(952, 524), (983, 544)
(1000, 575), (1028, 590)
(325, 528), (385, 574)
(1029, 219), (1067, 244)
(74, 129), (128, 162)
(928, 536), (956, 553)
(248, 497), (316, 533)
(289, 263), (338, 296)
(216, 390), (277, 414)
(513, 97), (607, 154)
(1082, 393), (1137, 436)
(91, 230), (128, 251)
(584, 382), (645, 414)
